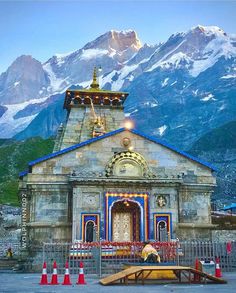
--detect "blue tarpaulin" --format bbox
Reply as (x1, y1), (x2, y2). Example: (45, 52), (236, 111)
(223, 203), (236, 211)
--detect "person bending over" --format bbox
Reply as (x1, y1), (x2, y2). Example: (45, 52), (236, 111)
(141, 242), (161, 263)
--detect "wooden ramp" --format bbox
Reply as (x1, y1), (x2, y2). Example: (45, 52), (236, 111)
(99, 265), (227, 285)
(100, 267), (142, 285)
(190, 268), (226, 284)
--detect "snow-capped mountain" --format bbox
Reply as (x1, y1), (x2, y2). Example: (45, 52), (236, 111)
(43, 30), (142, 93)
(0, 26), (236, 148)
(0, 55), (50, 105)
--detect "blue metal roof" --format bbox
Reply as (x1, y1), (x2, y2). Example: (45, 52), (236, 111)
(223, 203), (236, 211)
(19, 127), (216, 177)
(19, 170), (28, 177)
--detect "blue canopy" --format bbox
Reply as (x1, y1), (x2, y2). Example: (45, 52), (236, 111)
(223, 203), (236, 211)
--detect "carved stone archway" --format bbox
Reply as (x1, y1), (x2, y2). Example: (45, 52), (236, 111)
(105, 151), (150, 178)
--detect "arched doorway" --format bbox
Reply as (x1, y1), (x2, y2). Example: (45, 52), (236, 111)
(85, 221), (95, 242)
(157, 220), (168, 241)
(111, 200), (140, 242)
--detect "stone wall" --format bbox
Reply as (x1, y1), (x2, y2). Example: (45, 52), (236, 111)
(212, 230), (236, 241)
(32, 131), (216, 183)
(61, 106), (125, 149)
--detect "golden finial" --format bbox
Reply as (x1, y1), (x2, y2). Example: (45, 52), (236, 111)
(90, 67), (99, 89)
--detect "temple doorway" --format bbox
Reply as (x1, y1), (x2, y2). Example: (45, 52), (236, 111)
(157, 220), (168, 241)
(111, 200), (140, 242)
(85, 220), (95, 242)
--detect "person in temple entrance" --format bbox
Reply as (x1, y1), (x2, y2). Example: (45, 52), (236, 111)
(141, 242), (161, 263)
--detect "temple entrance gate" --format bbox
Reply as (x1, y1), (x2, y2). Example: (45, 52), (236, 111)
(111, 200), (140, 242)
(105, 192), (148, 241)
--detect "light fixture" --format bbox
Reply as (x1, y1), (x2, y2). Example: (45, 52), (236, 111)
(124, 120), (134, 130)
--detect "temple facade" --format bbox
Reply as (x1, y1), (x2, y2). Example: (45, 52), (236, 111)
(19, 68), (216, 251)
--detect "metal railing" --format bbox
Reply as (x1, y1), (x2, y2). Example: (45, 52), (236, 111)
(179, 241), (236, 272)
(42, 240), (236, 276)
(42, 241), (177, 275)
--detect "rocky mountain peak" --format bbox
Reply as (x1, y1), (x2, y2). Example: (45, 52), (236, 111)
(190, 25), (227, 37)
(83, 29), (142, 53)
(0, 55), (50, 105)
(2, 55), (42, 85)
(147, 25), (232, 76)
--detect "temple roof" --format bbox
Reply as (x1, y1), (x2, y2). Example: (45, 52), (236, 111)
(64, 67), (129, 109)
(19, 128), (217, 178)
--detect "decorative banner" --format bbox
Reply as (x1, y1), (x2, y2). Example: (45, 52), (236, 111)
(226, 241), (232, 254)
(21, 193), (27, 249)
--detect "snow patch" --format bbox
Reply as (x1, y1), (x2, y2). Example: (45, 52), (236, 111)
(191, 25), (226, 37)
(143, 101), (158, 107)
(220, 74), (236, 79)
(127, 74), (134, 81)
(78, 80), (91, 88)
(174, 124), (184, 129)
(160, 52), (191, 69)
(192, 89), (199, 96)
(112, 64), (139, 90)
(190, 34), (236, 77)
(43, 62), (67, 92)
(55, 51), (75, 59)
(125, 109), (138, 117)
(201, 93), (216, 101)
(218, 104), (226, 111)
(146, 40), (186, 72)
(161, 78), (169, 87)
(100, 63), (139, 91)
(157, 125), (167, 136)
(80, 49), (108, 60)
(0, 97), (48, 138)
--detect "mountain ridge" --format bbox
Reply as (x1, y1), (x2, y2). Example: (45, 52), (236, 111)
(0, 25), (235, 143)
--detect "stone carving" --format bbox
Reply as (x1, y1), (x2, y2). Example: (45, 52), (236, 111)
(92, 116), (106, 137)
(115, 160), (142, 177)
(153, 194), (170, 208)
(105, 151), (151, 177)
(112, 212), (131, 241)
(122, 137), (131, 147)
(156, 195), (167, 207)
(82, 193), (99, 208)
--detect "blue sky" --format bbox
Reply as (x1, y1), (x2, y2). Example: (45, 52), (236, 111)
(0, 0), (235, 73)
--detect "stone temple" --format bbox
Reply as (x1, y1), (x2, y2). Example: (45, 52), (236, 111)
(19, 68), (216, 251)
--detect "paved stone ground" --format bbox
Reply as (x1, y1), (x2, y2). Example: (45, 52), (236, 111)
(0, 272), (235, 293)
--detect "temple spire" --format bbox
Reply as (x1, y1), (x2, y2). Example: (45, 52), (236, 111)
(90, 67), (100, 89)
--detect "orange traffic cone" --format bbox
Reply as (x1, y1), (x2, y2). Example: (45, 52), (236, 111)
(193, 258), (200, 282)
(215, 257), (222, 278)
(76, 262), (86, 285)
(39, 262), (48, 285)
(50, 261), (59, 285)
(62, 260), (72, 285)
